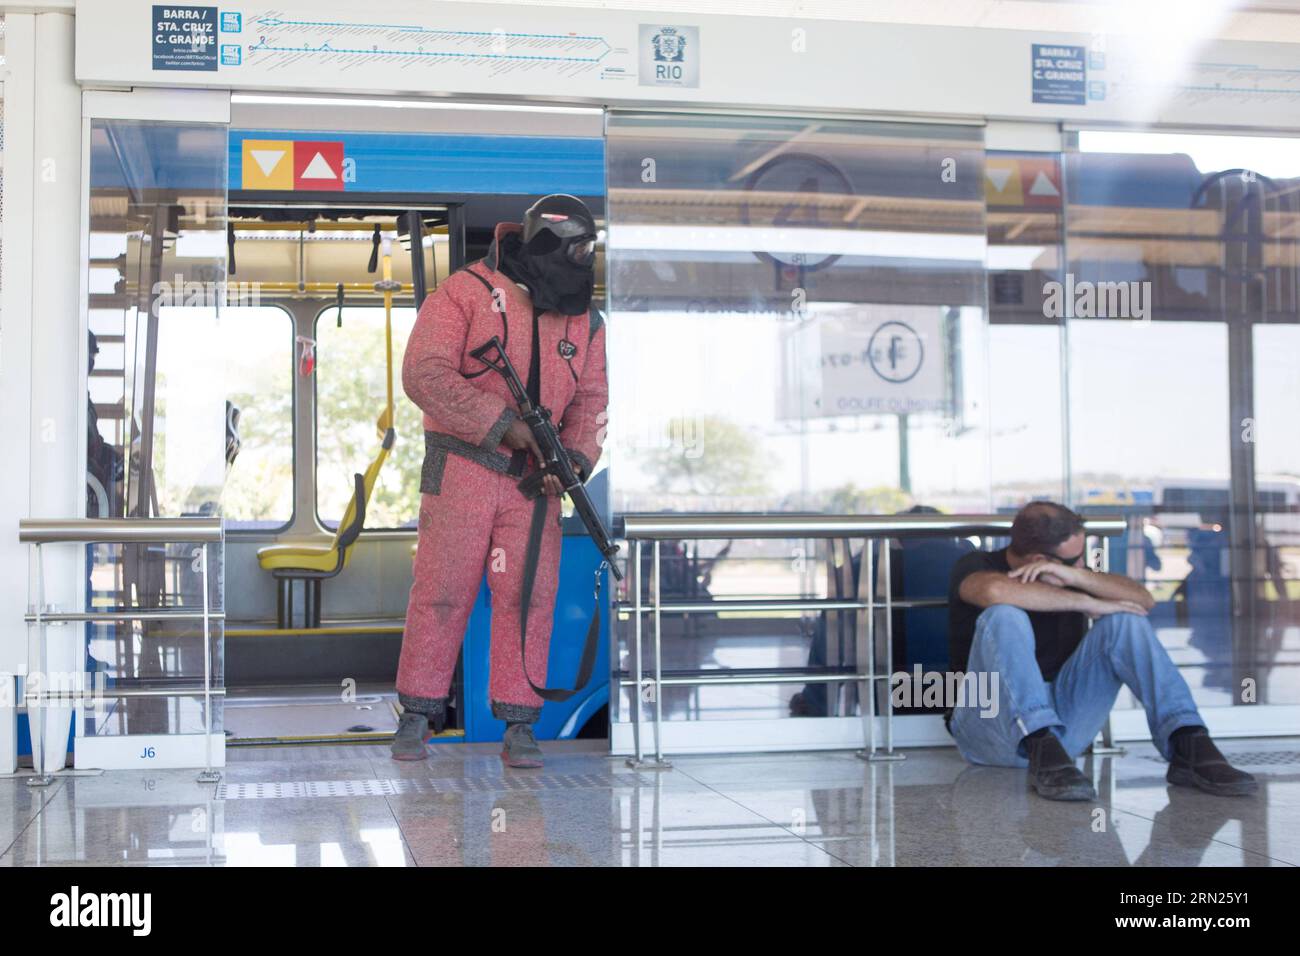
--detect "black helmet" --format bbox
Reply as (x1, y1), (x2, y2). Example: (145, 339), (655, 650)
(521, 194), (597, 266)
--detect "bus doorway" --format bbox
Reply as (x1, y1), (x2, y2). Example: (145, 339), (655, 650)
(215, 188), (611, 749)
(218, 200), (457, 744)
(193, 200), (452, 738)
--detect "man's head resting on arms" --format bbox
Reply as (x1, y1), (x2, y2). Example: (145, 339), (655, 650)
(1007, 500), (1086, 570)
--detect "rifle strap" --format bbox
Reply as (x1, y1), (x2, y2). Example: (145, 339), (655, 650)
(518, 493), (603, 703)
(462, 266), (601, 705)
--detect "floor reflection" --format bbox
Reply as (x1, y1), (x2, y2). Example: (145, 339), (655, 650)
(1, 738), (1295, 866)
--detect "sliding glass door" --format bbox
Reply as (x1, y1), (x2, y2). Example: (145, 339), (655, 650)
(1064, 130), (1300, 727)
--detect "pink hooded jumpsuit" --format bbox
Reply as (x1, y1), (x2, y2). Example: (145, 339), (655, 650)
(396, 222), (609, 725)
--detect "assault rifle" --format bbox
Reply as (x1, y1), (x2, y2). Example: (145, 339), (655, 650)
(470, 335), (623, 581)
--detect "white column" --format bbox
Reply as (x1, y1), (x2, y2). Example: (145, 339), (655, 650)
(0, 14), (38, 775)
(33, 10), (84, 774)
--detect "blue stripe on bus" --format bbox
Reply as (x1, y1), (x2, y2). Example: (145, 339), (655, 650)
(230, 129), (606, 196)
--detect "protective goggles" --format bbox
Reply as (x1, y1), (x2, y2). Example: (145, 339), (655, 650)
(564, 235), (598, 265)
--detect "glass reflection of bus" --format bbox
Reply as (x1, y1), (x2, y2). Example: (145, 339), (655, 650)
(1073, 477), (1300, 697)
(84, 186), (610, 750)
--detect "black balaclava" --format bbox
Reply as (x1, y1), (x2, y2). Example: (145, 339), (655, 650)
(497, 194), (597, 316)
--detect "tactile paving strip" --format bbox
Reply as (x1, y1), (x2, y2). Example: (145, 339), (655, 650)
(1142, 750), (1300, 767)
(217, 773), (656, 799)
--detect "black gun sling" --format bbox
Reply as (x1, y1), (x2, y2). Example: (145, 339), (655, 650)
(463, 265), (603, 703)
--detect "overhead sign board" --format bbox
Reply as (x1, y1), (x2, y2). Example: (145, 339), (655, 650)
(151, 5), (218, 72)
(1032, 44), (1086, 106)
(76, 2), (1300, 131)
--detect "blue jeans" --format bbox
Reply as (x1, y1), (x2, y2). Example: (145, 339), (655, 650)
(949, 605), (1204, 767)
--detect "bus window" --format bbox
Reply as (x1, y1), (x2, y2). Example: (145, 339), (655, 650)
(314, 305), (421, 530)
(220, 306), (296, 530)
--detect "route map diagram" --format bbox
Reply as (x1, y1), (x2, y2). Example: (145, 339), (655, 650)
(1092, 50), (1300, 112)
(240, 9), (634, 80)
(1178, 61), (1300, 106)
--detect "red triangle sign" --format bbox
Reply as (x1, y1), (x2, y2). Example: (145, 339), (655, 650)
(293, 141), (344, 191)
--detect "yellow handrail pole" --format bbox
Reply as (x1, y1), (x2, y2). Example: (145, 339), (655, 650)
(383, 246), (394, 428)
(373, 239), (400, 437)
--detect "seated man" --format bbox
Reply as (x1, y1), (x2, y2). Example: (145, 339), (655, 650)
(946, 500), (1256, 801)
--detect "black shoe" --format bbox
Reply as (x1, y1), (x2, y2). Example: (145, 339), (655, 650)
(1167, 728), (1257, 796)
(501, 723), (544, 768)
(1026, 731), (1096, 801)
(390, 711), (429, 762)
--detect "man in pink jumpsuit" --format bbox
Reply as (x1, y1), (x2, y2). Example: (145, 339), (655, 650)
(392, 195), (608, 768)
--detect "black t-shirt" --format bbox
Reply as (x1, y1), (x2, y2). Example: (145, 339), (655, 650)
(947, 548), (1087, 683)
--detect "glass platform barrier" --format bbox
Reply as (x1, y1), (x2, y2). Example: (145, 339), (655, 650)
(612, 512), (1126, 767)
(19, 517), (224, 784)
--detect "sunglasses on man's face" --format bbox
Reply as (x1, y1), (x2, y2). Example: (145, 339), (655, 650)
(1045, 548), (1085, 567)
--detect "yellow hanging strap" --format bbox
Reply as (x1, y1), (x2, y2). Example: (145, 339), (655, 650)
(375, 240), (399, 438)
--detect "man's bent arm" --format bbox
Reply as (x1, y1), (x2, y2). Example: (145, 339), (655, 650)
(958, 571), (1099, 614)
(1061, 568), (1155, 610)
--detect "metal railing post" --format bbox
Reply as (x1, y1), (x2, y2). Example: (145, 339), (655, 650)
(856, 539), (876, 760)
(1090, 535), (1127, 756)
(26, 542), (53, 787)
(622, 536), (672, 770)
(626, 538), (644, 768)
(652, 540), (669, 767)
(197, 541), (220, 784)
(871, 538), (905, 762)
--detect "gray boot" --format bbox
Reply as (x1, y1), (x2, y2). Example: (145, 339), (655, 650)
(501, 723), (544, 769)
(390, 711), (430, 761)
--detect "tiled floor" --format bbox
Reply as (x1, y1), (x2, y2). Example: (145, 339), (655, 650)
(1, 737), (1297, 866)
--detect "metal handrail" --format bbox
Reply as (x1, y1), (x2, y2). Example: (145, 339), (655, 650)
(26, 687), (229, 702)
(621, 598), (871, 614)
(24, 610), (226, 623)
(19, 517), (223, 544)
(616, 512), (1129, 767)
(619, 673), (862, 687)
(618, 512), (1126, 540)
(617, 596), (960, 615)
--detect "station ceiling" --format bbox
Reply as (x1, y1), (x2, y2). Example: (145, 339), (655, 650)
(432, 0), (1300, 45)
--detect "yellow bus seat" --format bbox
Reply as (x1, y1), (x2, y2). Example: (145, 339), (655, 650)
(257, 429), (393, 627)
